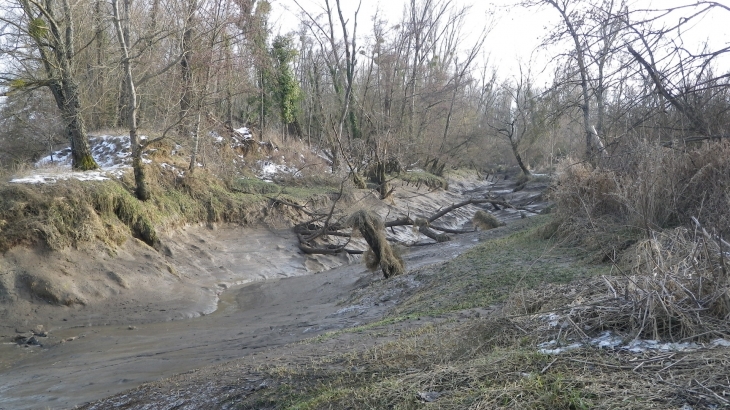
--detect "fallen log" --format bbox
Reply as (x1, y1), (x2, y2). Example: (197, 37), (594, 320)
(429, 224), (475, 234)
(298, 242), (363, 255)
(428, 197), (538, 223)
(418, 226), (451, 242)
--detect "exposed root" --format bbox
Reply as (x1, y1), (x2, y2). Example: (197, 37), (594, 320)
(348, 210), (405, 278)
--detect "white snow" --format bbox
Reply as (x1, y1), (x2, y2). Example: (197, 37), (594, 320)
(256, 159), (301, 181)
(10, 135), (151, 184)
(210, 131), (224, 143)
(10, 171), (110, 184)
(537, 340), (583, 355)
(234, 127), (252, 139)
(538, 331), (729, 355)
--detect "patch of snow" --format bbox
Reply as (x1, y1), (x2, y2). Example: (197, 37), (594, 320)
(624, 338), (699, 353)
(10, 171), (110, 184)
(256, 159), (301, 180)
(210, 131), (224, 143)
(589, 332), (624, 349)
(537, 340), (582, 355)
(11, 135), (160, 184)
(234, 127), (253, 140)
(712, 338), (730, 347)
(537, 331), (727, 355)
(540, 313), (563, 328)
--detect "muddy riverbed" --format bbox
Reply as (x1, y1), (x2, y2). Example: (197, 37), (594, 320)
(0, 174), (547, 409)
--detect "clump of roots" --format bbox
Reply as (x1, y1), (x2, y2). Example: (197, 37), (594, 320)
(349, 210), (405, 278)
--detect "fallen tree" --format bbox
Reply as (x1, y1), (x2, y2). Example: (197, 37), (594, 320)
(281, 188), (538, 278)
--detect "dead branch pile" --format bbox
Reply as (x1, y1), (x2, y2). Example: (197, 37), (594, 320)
(506, 225), (730, 343)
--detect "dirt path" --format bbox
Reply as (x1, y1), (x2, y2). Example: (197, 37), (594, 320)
(0, 173), (548, 410)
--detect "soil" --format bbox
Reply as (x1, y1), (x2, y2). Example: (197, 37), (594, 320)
(0, 172), (548, 410)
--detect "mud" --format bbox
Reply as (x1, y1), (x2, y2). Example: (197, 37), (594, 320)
(0, 173), (548, 409)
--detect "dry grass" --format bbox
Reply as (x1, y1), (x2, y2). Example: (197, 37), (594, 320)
(549, 140), (730, 343)
(348, 209), (405, 278)
(473, 209), (505, 230)
(0, 133), (340, 253)
(503, 227), (730, 344)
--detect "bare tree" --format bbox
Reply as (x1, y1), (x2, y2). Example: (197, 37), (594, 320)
(623, 2), (730, 143)
(525, 0), (630, 161)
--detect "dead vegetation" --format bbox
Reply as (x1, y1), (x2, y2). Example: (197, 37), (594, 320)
(348, 210), (405, 278)
(544, 140), (730, 346)
(473, 209), (505, 230)
(0, 133), (339, 255)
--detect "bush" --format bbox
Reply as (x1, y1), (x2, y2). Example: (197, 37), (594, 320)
(548, 139), (730, 342)
(551, 140), (730, 252)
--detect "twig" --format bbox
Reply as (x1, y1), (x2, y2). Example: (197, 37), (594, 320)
(541, 358), (558, 374)
(658, 356), (685, 373)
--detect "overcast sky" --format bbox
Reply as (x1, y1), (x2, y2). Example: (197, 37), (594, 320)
(271, 0), (730, 82)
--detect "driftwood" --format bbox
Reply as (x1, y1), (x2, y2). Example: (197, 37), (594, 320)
(418, 226), (451, 242)
(282, 194), (533, 261)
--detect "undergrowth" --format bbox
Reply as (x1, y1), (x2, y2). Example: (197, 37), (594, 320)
(549, 140), (730, 343)
(221, 217), (727, 409)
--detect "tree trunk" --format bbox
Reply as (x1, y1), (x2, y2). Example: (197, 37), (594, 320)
(511, 139), (531, 177)
(113, 0), (149, 200)
(63, 88), (97, 171)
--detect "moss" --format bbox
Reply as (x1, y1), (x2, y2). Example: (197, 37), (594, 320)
(28, 17), (48, 39)
(234, 178), (282, 195)
(75, 154), (99, 171)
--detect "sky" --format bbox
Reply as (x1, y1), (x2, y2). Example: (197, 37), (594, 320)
(270, 0), (730, 82)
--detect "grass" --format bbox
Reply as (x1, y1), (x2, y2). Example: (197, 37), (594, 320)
(219, 217), (631, 409)
(390, 215), (612, 317)
(0, 166), (341, 253)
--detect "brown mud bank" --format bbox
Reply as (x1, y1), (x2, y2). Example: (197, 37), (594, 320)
(0, 173), (548, 409)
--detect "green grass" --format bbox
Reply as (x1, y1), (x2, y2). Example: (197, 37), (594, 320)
(391, 215), (611, 317)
